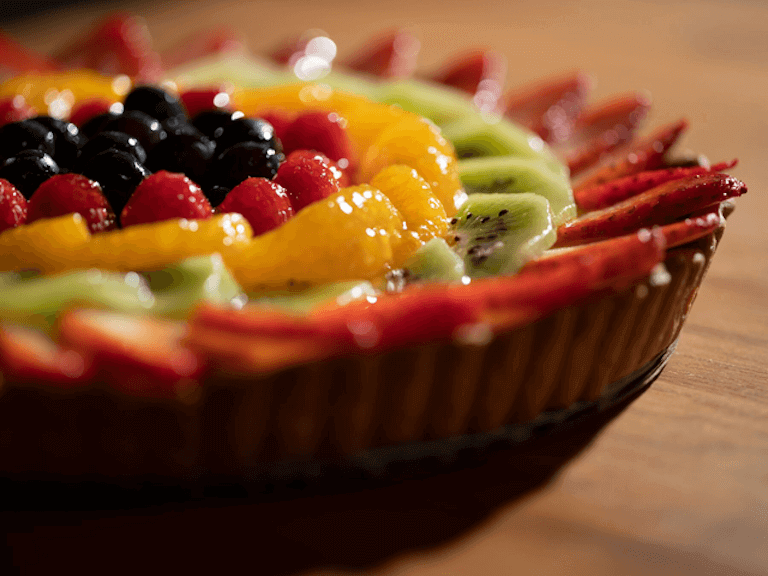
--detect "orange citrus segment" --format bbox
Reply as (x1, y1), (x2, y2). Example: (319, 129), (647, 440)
(369, 164), (449, 243)
(228, 185), (406, 291)
(0, 213), (252, 274)
(360, 116), (464, 215)
(0, 71), (130, 117)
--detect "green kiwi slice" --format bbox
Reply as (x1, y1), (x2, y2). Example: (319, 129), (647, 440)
(252, 280), (377, 313)
(404, 238), (466, 282)
(440, 113), (567, 178)
(450, 192), (556, 278)
(458, 156), (576, 226)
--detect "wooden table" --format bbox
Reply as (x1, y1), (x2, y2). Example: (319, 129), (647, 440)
(4, 1), (767, 574)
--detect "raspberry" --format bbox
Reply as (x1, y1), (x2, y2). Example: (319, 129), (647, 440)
(69, 98), (116, 129)
(0, 96), (35, 128)
(120, 170), (212, 227)
(258, 110), (292, 143)
(216, 177), (294, 236)
(180, 87), (233, 119)
(0, 178), (27, 232)
(273, 150), (341, 212)
(281, 110), (357, 173)
(286, 150), (352, 187)
(27, 174), (117, 233)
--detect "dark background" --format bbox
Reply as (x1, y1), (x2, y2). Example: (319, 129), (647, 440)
(0, 0), (114, 23)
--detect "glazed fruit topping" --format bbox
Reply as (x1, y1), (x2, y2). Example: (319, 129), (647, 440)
(123, 85), (186, 123)
(281, 110), (356, 173)
(0, 119), (56, 161)
(120, 170), (212, 227)
(77, 130), (148, 167)
(216, 177), (294, 236)
(273, 150), (341, 212)
(32, 116), (82, 169)
(213, 141), (282, 189)
(79, 149), (150, 214)
(0, 178), (27, 233)
(0, 149), (60, 199)
(0, 96), (36, 127)
(103, 109), (168, 154)
(27, 173), (117, 233)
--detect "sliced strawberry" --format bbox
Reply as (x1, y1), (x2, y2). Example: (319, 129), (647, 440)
(504, 71), (592, 144)
(281, 110), (357, 173)
(68, 97), (116, 127)
(556, 173), (746, 248)
(430, 50), (507, 106)
(179, 86), (234, 118)
(565, 92), (652, 176)
(0, 323), (92, 388)
(283, 149), (352, 188)
(0, 32), (59, 75)
(0, 96), (36, 127)
(0, 178), (27, 232)
(273, 150), (341, 212)
(574, 160), (737, 211)
(461, 228), (667, 330)
(27, 173), (117, 233)
(657, 207), (723, 249)
(57, 310), (202, 399)
(342, 30), (420, 78)
(54, 12), (163, 81)
(216, 177), (294, 236)
(161, 26), (244, 70)
(573, 119), (688, 192)
(120, 171), (212, 227)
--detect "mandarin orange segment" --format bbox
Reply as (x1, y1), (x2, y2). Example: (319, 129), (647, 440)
(0, 71), (129, 117)
(360, 115), (464, 215)
(229, 185), (407, 290)
(369, 164), (449, 243)
(0, 213), (252, 274)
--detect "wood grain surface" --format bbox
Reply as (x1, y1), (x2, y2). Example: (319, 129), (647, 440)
(4, 1), (767, 574)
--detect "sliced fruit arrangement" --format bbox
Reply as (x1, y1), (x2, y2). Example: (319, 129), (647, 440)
(0, 15), (748, 414)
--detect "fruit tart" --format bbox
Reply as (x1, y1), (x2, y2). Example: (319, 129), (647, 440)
(0, 15), (747, 482)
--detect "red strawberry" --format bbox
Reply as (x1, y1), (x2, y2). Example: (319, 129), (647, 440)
(179, 86), (233, 118)
(556, 173), (746, 248)
(161, 26), (244, 69)
(573, 119), (688, 192)
(430, 50), (507, 97)
(505, 71), (592, 143)
(216, 177), (294, 236)
(281, 110), (357, 173)
(273, 150), (341, 212)
(27, 174), (117, 233)
(57, 309), (202, 399)
(0, 32), (59, 75)
(0, 178), (28, 232)
(0, 323), (92, 388)
(0, 96), (35, 127)
(120, 171), (212, 227)
(574, 160), (737, 211)
(54, 12), (163, 81)
(68, 97), (116, 127)
(342, 30), (420, 79)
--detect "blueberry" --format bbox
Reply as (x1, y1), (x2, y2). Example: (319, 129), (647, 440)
(146, 125), (215, 183)
(213, 142), (281, 189)
(0, 120), (56, 161)
(214, 116), (279, 154)
(103, 110), (168, 154)
(77, 131), (148, 167)
(80, 111), (121, 139)
(204, 185), (230, 208)
(32, 116), (83, 170)
(0, 150), (60, 199)
(123, 86), (186, 123)
(79, 150), (150, 214)
(191, 109), (235, 140)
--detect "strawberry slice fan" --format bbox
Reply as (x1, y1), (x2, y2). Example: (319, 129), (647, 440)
(0, 14), (749, 500)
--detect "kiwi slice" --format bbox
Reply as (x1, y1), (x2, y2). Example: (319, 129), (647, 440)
(405, 238), (466, 282)
(252, 280), (376, 313)
(451, 192), (556, 277)
(375, 79), (476, 126)
(459, 156), (576, 225)
(440, 113), (567, 178)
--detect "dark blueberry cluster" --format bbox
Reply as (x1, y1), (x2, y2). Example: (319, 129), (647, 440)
(0, 85), (283, 213)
